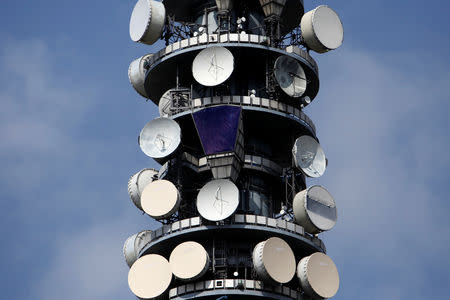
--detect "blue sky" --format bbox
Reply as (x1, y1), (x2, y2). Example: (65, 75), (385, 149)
(1, 0), (449, 299)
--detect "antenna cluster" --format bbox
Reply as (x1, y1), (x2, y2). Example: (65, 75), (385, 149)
(124, 0), (344, 299)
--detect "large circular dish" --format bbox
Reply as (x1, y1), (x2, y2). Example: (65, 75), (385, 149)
(301, 5), (344, 53)
(253, 237), (296, 284)
(252, 237), (296, 284)
(274, 55), (307, 98)
(128, 54), (153, 98)
(128, 254), (172, 299)
(192, 46), (234, 87)
(123, 230), (153, 267)
(128, 168), (158, 210)
(169, 241), (210, 281)
(158, 87), (189, 117)
(196, 179), (239, 221)
(292, 135), (326, 178)
(141, 180), (180, 219)
(139, 117), (181, 158)
(293, 186), (337, 234)
(297, 252), (339, 299)
(159, 88), (173, 117)
(129, 0), (166, 45)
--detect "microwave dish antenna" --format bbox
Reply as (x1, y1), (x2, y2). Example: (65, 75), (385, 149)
(128, 54), (152, 98)
(128, 168), (158, 210)
(169, 241), (210, 281)
(293, 185), (337, 234)
(274, 55), (307, 98)
(159, 87), (190, 117)
(129, 0), (166, 45)
(159, 89), (173, 117)
(141, 179), (180, 219)
(252, 237), (296, 284)
(128, 254), (172, 299)
(297, 252), (340, 299)
(139, 117), (181, 158)
(192, 46), (234, 87)
(301, 5), (344, 53)
(292, 135), (326, 178)
(123, 230), (153, 267)
(196, 179), (239, 221)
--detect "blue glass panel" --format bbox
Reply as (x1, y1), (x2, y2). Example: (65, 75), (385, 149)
(193, 106), (241, 155)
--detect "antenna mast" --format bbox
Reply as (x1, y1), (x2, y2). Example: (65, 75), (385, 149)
(124, 1), (345, 299)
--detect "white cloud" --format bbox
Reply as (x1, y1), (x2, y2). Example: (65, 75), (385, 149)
(0, 39), (90, 156)
(0, 37), (159, 300)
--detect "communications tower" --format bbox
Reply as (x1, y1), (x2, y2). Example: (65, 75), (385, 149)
(124, 1), (344, 299)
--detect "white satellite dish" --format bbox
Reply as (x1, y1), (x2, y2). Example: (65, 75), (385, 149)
(169, 241), (210, 281)
(252, 237), (296, 284)
(128, 168), (158, 211)
(141, 180), (180, 219)
(158, 87), (189, 117)
(129, 0), (166, 45)
(297, 252), (340, 299)
(274, 55), (307, 98)
(293, 185), (337, 234)
(292, 135), (326, 178)
(139, 117), (181, 158)
(301, 5), (344, 53)
(128, 54), (152, 98)
(196, 179), (239, 221)
(123, 230), (153, 267)
(128, 254), (172, 299)
(159, 89), (173, 117)
(192, 46), (234, 86)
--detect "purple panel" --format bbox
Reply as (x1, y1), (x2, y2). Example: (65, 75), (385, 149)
(193, 106), (241, 155)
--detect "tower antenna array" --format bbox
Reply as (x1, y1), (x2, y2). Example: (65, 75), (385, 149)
(124, 0), (345, 299)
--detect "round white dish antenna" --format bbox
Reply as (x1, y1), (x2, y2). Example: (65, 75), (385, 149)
(128, 168), (158, 211)
(159, 89), (173, 117)
(192, 46), (234, 86)
(129, 0), (166, 45)
(159, 87), (189, 117)
(141, 180), (180, 219)
(123, 230), (153, 267)
(293, 185), (337, 234)
(297, 252), (340, 299)
(196, 179), (239, 221)
(292, 135), (326, 178)
(274, 55), (307, 98)
(252, 237), (296, 284)
(128, 254), (172, 299)
(128, 54), (152, 98)
(139, 117), (181, 158)
(169, 241), (210, 281)
(301, 5), (344, 53)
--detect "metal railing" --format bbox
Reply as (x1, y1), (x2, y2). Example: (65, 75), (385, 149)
(140, 215), (325, 256)
(188, 96), (317, 134)
(145, 33), (318, 74)
(169, 278), (306, 300)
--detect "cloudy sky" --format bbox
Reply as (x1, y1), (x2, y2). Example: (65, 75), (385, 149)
(1, 0), (449, 299)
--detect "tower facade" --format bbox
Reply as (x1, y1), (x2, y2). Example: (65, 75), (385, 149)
(124, 1), (344, 299)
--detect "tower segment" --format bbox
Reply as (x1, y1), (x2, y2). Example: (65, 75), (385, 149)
(125, 1), (344, 299)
